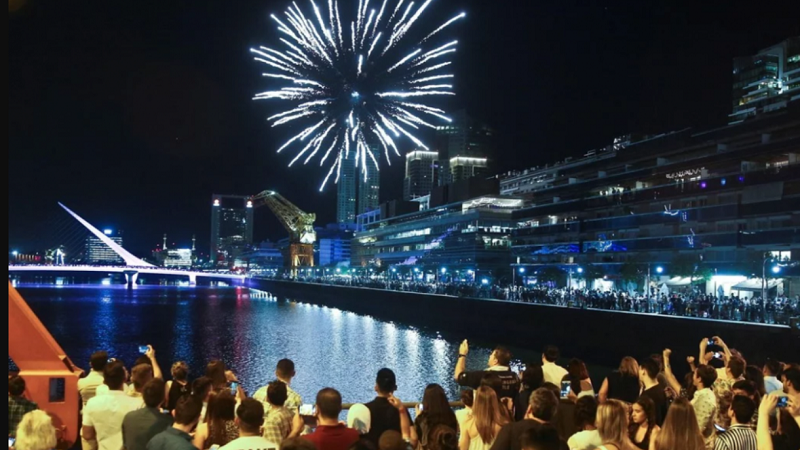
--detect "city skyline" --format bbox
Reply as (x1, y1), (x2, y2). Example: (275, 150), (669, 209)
(9, 0), (800, 254)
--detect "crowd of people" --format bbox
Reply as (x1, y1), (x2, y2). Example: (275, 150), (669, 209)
(8, 337), (800, 450)
(279, 275), (800, 326)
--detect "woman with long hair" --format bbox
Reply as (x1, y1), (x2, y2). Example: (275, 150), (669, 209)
(593, 399), (636, 450)
(650, 398), (705, 450)
(415, 384), (459, 450)
(628, 397), (659, 450)
(193, 390), (239, 449)
(564, 358), (595, 400)
(599, 357), (640, 404)
(459, 387), (510, 450)
(14, 411), (57, 450)
(205, 360), (228, 391)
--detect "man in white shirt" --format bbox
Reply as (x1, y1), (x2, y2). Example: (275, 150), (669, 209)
(692, 365), (719, 450)
(79, 351), (109, 406)
(82, 361), (144, 450)
(541, 345), (568, 385)
(221, 399), (279, 450)
(762, 360), (784, 394)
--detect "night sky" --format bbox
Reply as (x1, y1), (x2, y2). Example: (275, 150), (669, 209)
(9, 0), (800, 255)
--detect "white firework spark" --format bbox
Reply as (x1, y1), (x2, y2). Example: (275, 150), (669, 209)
(252, 0), (464, 191)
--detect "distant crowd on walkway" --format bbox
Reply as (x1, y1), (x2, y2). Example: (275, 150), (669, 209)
(275, 275), (800, 326)
(8, 332), (800, 450)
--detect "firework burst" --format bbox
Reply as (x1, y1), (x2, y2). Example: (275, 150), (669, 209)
(251, 0), (465, 190)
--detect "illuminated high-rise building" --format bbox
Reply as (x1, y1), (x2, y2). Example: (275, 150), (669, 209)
(358, 148), (381, 215)
(85, 229), (124, 264)
(210, 195), (254, 265)
(731, 37), (800, 123)
(404, 150), (439, 200)
(436, 110), (495, 185)
(337, 151), (358, 224)
(450, 156), (489, 183)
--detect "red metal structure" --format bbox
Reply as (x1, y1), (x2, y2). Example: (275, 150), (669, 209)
(8, 282), (82, 446)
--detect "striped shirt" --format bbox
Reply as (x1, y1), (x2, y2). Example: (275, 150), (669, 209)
(714, 424), (757, 450)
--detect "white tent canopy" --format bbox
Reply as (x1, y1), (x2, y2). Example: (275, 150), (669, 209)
(731, 279), (780, 292)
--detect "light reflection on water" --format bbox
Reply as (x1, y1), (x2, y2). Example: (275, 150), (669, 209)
(17, 285), (504, 403)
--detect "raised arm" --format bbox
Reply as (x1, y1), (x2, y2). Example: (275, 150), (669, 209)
(145, 345), (163, 380)
(388, 395), (413, 443)
(698, 338), (709, 367)
(598, 378), (610, 404)
(661, 349), (683, 395)
(455, 340), (469, 382)
(713, 336), (732, 363)
(757, 394), (777, 450)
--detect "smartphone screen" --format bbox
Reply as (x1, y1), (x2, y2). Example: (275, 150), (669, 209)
(713, 352), (723, 359)
(707, 340), (715, 347)
(230, 382), (239, 395)
(560, 381), (571, 398)
(138, 345), (149, 354)
(9, 437), (16, 448)
(299, 404), (316, 416)
(777, 396), (789, 408)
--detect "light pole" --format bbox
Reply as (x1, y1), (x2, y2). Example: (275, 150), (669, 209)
(762, 253), (772, 302)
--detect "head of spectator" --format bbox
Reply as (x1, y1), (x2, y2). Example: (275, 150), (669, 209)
(472, 386), (509, 443)
(488, 346), (512, 369)
(347, 404), (371, 435)
(525, 388), (559, 423)
(9, 375), (26, 398)
(205, 360), (228, 390)
(630, 396), (656, 429)
(727, 356), (746, 380)
(595, 399), (633, 449)
(460, 389), (474, 411)
(375, 368), (397, 396)
(732, 380), (759, 403)
(728, 395), (756, 426)
(90, 351), (109, 373)
(744, 365), (766, 398)
(104, 360), (127, 391)
(542, 346), (559, 365)
(379, 430), (406, 450)
(14, 410), (56, 450)
(652, 398), (704, 450)
(619, 356), (639, 379)
(520, 424), (561, 450)
(639, 358), (660, 387)
(282, 437), (318, 450)
(782, 367), (800, 395)
(173, 396), (203, 431)
(573, 396), (598, 431)
(267, 380), (289, 408)
(693, 365), (717, 390)
(763, 359), (782, 378)
(521, 365), (545, 391)
(134, 355), (152, 367)
(131, 363), (154, 394)
(208, 390), (237, 443)
(143, 378), (166, 409)
(235, 398), (265, 436)
(316, 388), (345, 424)
(421, 384), (457, 428)
(425, 425), (458, 450)
(540, 383), (560, 402)
(566, 358), (590, 388)
(171, 362), (189, 383)
(192, 376), (213, 403)
(350, 439), (377, 450)
(276, 359), (296, 384)
(480, 372), (503, 398)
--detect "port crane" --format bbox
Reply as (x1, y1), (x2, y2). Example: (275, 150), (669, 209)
(250, 190), (316, 270)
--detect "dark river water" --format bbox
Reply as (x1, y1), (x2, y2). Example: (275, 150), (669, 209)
(16, 284), (549, 404)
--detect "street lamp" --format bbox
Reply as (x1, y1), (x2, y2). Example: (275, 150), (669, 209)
(771, 266), (781, 275)
(656, 266), (664, 274)
(12, 250), (19, 258)
(481, 278), (489, 286)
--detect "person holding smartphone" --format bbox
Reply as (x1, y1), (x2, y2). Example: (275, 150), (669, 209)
(292, 388), (359, 450)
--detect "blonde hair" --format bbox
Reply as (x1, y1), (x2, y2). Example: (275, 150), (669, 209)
(472, 386), (510, 443)
(619, 357), (639, 378)
(653, 398), (705, 450)
(596, 399), (633, 449)
(15, 410), (57, 450)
